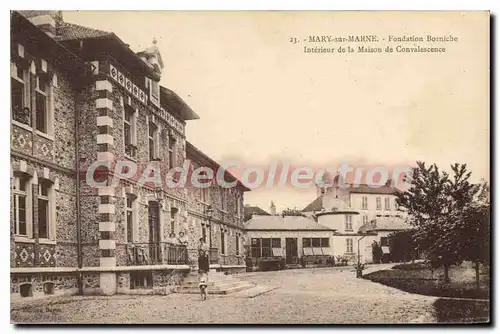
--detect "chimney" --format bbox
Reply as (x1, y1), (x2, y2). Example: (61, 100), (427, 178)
(270, 201), (276, 216)
(19, 11), (63, 38)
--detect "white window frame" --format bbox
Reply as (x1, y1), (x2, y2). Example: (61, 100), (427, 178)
(11, 62), (31, 130)
(384, 197), (391, 210)
(37, 179), (56, 242)
(201, 185), (210, 204)
(123, 104), (138, 158)
(34, 74), (55, 140)
(148, 78), (161, 107)
(345, 215), (353, 231)
(236, 195), (242, 218)
(13, 174), (33, 239)
(148, 122), (160, 161)
(125, 194), (138, 243)
(376, 197), (382, 210)
(362, 196), (368, 210)
(363, 215), (368, 225)
(346, 238), (353, 253)
(170, 207), (177, 235)
(168, 134), (176, 169)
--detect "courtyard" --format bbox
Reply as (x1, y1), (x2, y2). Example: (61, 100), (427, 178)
(11, 264), (478, 324)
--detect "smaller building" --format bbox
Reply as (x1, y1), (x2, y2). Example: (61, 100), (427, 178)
(244, 215), (334, 267)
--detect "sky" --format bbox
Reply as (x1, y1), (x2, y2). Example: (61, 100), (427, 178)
(63, 11), (490, 213)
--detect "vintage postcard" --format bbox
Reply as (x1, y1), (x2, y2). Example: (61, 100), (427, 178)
(10, 10), (490, 324)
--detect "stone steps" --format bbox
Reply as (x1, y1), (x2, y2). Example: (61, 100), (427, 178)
(178, 271), (255, 295)
(178, 282), (256, 295)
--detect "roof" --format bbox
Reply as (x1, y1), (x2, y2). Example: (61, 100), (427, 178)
(11, 11), (93, 80)
(160, 86), (199, 121)
(302, 196), (323, 212)
(185, 141), (250, 192)
(348, 184), (399, 195)
(244, 215), (333, 231)
(55, 22), (111, 41)
(244, 206), (270, 217)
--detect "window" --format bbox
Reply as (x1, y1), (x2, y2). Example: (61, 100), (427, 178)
(303, 238), (329, 248)
(362, 196), (368, 209)
(220, 188), (226, 211)
(376, 197), (382, 210)
(38, 180), (51, 239)
(236, 235), (240, 255)
(346, 239), (354, 253)
(394, 199), (399, 211)
(199, 171), (210, 203)
(13, 175), (30, 236)
(385, 197), (390, 210)
(363, 215), (368, 224)
(236, 196), (242, 217)
(148, 122), (159, 161)
(131, 271), (153, 289)
(35, 76), (49, 133)
(126, 194), (136, 242)
(201, 187), (209, 203)
(321, 238), (330, 247)
(271, 238), (281, 248)
(11, 63), (30, 126)
(168, 135), (176, 169)
(260, 238), (271, 257)
(149, 79), (160, 106)
(302, 238), (311, 248)
(202, 226), (207, 241)
(346, 195), (351, 208)
(124, 105), (137, 157)
(170, 208), (178, 234)
(311, 238), (321, 248)
(345, 215), (353, 231)
(220, 231), (226, 255)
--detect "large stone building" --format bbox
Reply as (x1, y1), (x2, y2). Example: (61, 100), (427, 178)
(10, 11), (248, 298)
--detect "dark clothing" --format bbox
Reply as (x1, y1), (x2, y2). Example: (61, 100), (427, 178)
(198, 255), (209, 273)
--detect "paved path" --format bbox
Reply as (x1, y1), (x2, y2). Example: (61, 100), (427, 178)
(11, 265), (438, 324)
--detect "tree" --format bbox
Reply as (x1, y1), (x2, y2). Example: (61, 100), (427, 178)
(281, 208), (305, 217)
(388, 230), (418, 263)
(396, 162), (483, 283)
(455, 182), (490, 287)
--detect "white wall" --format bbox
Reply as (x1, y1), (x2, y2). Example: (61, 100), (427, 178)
(351, 193), (400, 223)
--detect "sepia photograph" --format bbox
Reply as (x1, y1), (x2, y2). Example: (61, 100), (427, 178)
(9, 9), (490, 324)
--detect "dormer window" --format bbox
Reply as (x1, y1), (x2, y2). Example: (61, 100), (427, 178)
(146, 78), (160, 107)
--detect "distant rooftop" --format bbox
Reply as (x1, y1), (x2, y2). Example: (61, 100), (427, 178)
(245, 215), (333, 231)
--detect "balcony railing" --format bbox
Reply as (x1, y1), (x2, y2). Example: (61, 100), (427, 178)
(126, 243), (188, 266)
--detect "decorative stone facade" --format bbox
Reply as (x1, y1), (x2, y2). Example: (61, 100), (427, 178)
(11, 11), (249, 298)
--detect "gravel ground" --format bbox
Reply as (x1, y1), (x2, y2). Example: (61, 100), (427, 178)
(11, 266), (438, 324)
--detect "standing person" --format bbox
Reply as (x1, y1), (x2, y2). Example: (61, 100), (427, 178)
(198, 249), (210, 300)
(177, 231), (189, 246)
(198, 237), (209, 253)
(177, 231), (189, 263)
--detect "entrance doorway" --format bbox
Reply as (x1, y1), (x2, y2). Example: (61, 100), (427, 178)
(148, 201), (161, 263)
(285, 238), (298, 264)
